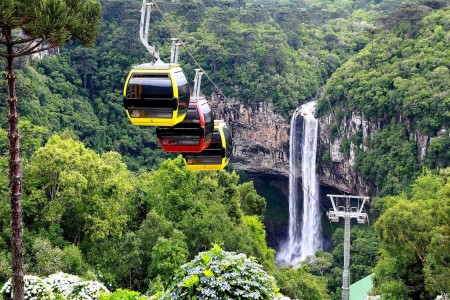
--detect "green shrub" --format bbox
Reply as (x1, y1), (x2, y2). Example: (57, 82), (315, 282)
(163, 245), (281, 299)
(99, 288), (148, 300)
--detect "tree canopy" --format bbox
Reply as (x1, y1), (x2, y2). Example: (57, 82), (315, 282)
(373, 169), (450, 298)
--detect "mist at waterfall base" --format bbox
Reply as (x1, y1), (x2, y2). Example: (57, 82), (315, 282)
(251, 175), (341, 261)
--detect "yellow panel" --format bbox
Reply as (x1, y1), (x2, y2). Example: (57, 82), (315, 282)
(123, 66), (186, 127)
(183, 158), (228, 171)
(182, 120), (231, 171)
(125, 110), (185, 127)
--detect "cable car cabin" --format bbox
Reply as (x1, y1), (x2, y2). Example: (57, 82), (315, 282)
(123, 63), (190, 126)
(182, 120), (232, 171)
(155, 99), (214, 153)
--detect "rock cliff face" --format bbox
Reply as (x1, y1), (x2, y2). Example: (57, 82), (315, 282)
(208, 94), (290, 177)
(208, 94), (364, 193)
(318, 112), (374, 195)
(209, 94), (440, 196)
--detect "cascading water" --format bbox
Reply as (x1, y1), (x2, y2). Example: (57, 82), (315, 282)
(276, 108), (301, 264)
(276, 101), (321, 266)
(298, 101), (321, 261)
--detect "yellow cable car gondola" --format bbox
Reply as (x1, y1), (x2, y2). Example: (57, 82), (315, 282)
(182, 120), (232, 171)
(123, 63), (190, 126)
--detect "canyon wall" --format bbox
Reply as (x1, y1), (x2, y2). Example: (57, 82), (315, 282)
(211, 95), (437, 195)
(208, 94), (290, 177)
(210, 95), (437, 195)
(209, 95), (369, 193)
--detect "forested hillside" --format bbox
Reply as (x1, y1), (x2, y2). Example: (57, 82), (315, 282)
(1, 0), (379, 170)
(0, 132), (275, 291)
(317, 4), (450, 195)
(0, 0), (449, 299)
(4, 0), (443, 173)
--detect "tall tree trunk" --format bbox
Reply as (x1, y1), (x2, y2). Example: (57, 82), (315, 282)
(6, 30), (24, 300)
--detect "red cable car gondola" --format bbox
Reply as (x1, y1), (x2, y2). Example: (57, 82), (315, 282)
(156, 99), (214, 152)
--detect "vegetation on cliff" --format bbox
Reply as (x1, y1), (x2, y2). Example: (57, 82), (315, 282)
(318, 4), (450, 195)
(0, 0), (449, 299)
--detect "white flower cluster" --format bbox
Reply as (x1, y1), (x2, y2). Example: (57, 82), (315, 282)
(1, 273), (110, 300)
(69, 280), (110, 300)
(45, 272), (82, 298)
(1, 275), (53, 300)
(164, 246), (279, 299)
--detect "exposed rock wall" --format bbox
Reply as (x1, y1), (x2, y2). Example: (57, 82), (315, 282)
(209, 94), (439, 196)
(207, 94), (364, 193)
(318, 112), (373, 195)
(207, 92), (442, 195)
(208, 94), (290, 176)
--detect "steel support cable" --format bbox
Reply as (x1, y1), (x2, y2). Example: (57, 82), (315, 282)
(155, 0), (334, 218)
(152, 0), (240, 115)
(291, 168), (336, 221)
(151, 1), (336, 221)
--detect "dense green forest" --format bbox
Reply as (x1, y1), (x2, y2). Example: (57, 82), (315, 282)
(0, 0), (449, 299)
(317, 3), (450, 195)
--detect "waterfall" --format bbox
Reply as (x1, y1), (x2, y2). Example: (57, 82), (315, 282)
(276, 101), (321, 266)
(276, 108), (301, 264)
(298, 101), (321, 261)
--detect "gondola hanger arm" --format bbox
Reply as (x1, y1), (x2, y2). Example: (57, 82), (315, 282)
(140, 0), (160, 62)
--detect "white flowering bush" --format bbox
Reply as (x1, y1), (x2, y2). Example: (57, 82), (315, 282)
(1, 275), (53, 300)
(163, 244), (282, 299)
(45, 272), (82, 298)
(68, 280), (110, 300)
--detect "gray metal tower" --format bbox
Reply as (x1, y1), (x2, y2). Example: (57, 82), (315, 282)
(327, 195), (369, 300)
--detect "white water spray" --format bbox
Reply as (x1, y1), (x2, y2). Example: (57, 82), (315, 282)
(298, 101), (321, 261)
(276, 108), (301, 264)
(276, 101), (321, 266)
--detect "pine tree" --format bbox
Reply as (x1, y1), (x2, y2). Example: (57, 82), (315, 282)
(0, 1), (101, 299)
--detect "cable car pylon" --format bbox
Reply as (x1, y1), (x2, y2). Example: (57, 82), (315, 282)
(139, 0), (159, 63)
(326, 195), (369, 300)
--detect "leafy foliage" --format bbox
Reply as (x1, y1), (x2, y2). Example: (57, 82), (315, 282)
(0, 0), (101, 49)
(0, 129), (277, 293)
(274, 266), (330, 300)
(318, 7), (450, 195)
(99, 289), (148, 300)
(23, 135), (133, 243)
(163, 244), (281, 299)
(304, 228), (379, 300)
(373, 169), (450, 298)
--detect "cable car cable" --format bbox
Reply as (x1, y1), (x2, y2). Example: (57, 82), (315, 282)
(151, 1), (345, 226)
(312, 58), (353, 197)
(151, 0), (240, 115)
